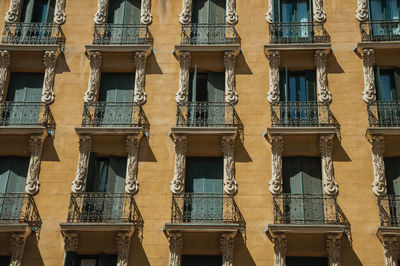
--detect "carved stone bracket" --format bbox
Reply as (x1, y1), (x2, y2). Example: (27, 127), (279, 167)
(141, 0), (152, 25)
(84, 52), (101, 103)
(54, 0), (67, 24)
(226, 0), (238, 25)
(273, 233), (287, 266)
(62, 231), (78, 252)
(125, 135), (140, 194)
(171, 136), (187, 194)
(116, 232), (131, 266)
(5, 0), (21, 23)
(0, 50), (10, 101)
(179, 0), (192, 24)
(313, 0), (326, 23)
(327, 234), (341, 266)
(25, 135), (43, 195)
(224, 51), (238, 105)
(269, 136), (284, 194)
(94, 0), (108, 24)
(370, 136), (387, 197)
(134, 52), (147, 105)
(355, 0), (369, 22)
(222, 136), (237, 195)
(42, 51), (57, 105)
(168, 232), (183, 266)
(267, 51), (281, 103)
(176, 52), (191, 103)
(72, 136), (92, 193)
(361, 49), (376, 103)
(265, 0), (273, 23)
(9, 233), (25, 266)
(320, 135), (338, 196)
(383, 237), (399, 266)
(221, 233), (234, 266)
(315, 50), (332, 104)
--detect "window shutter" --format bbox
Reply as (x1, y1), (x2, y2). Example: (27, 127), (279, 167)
(8, 157), (29, 193)
(124, 0), (141, 24)
(393, 68), (400, 100)
(273, 0), (281, 22)
(63, 251), (79, 266)
(0, 158), (12, 193)
(282, 157), (302, 193)
(279, 67), (289, 101)
(85, 152), (98, 192)
(45, 0), (56, 23)
(21, 0), (35, 22)
(385, 157), (400, 196)
(98, 253), (117, 266)
(192, 0), (209, 24)
(191, 65), (198, 103)
(305, 70), (317, 102)
(207, 72), (225, 102)
(209, 0), (226, 24)
(107, 156), (126, 193)
(375, 66), (382, 100)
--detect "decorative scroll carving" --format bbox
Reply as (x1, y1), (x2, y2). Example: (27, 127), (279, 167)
(171, 136), (187, 194)
(10, 233), (25, 266)
(25, 136), (43, 195)
(226, 0), (238, 25)
(269, 136), (283, 194)
(116, 232), (131, 266)
(125, 135), (140, 194)
(265, 0), (273, 23)
(313, 0), (326, 23)
(42, 51), (57, 105)
(0, 50), (10, 101)
(134, 52), (147, 105)
(176, 52), (191, 103)
(222, 136), (237, 195)
(221, 233), (234, 266)
(63, 231), (78, 251)
(54, 0), (66, 24)
(168, 232), (183, 266)
(315, 50), (332, 104)
(362, 49), (376, 103)
(5, 0), (21, 23)
(224, 51), (238, 105)
(72, 136), (92, 193)
(327, 234), (341, 266)
(320, 135), (338, 196)
(370, 136), (387, 197)
(179, 0), (192, 25)
(273, 234), (287, 266)
(141, 0), (152, 25)
(84, 52), (101, 103)
(94, 0), (108, 24)
(355, 0), (369, 22)
(383, 237), (399, 266)
(267, 51), (280, 103)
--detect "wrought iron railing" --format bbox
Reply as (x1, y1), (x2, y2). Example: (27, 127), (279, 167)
(0, 193), (42, 231)
(2, 22), (65, 47)
(271, 101), (331, 127)
(93, 24), (152, 45)
(273, 193), (349, 226)
(66, 192), (143, 227)
(0, 102), (54, 128)
(360, 20), (400, 42)
(81, 102), (149, 130)
(181, 24), (241, 45)
(367, 101), (400, 127)
(377, 195), (400, 227)
(171, 193), (246, 231)
(269, 22), (330, 44)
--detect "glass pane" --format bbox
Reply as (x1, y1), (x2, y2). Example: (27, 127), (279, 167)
(296, 0), (309, 22)
(281, 0), (293, 23)
(298, 76), (307, 102)
(289, 76), (297, 102)
(380, 73), (394, 101)
(370, 0), (384, 20)
(387, 0), (400, 19)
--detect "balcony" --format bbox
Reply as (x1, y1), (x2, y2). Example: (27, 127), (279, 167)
(361, 20), (400, 43)
(366, 101), (400, 138)
(377, 195), (400, 240)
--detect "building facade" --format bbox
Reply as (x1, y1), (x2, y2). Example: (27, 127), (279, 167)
(0, 0), (398, 265)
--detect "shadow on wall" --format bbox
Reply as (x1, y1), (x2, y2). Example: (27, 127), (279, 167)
(235, 138), (252, 163)
(41, 136), (60, 162)
(139, 136), (157, 163)
(55, 53), (71, 74)
(341, 237), (363, 266)
(236, 52), (253, 75)
(233, 235), (256, 266)
(332, 136), (351, 163)
(146, 52), (163, 75)
(129, 230), (151, 266)
(23, 233), (44, 266)
(327, 53), (345, 74)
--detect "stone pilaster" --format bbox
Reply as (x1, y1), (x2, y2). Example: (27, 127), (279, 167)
(370, 136), (387, 196)
(176, 52), (191, 103)
(168, 232), (183, 266)
(313, 0), (327, 23)
(383, 237), (399, 266)
(54, 0), (66, 24)
(273, 234), (287, 266)
(355, 0), (369, 22)
(221, 233), (234, 266)
(42, 51), (57, 105)
(269, 136), (284, 194)
(5, 0), (21, 23)
(315, 50), (332, 104)
(62, 231), (78, 252)
(226, 0), (238, 25)
(327, 234), (341, 266)
(125, 135), (140, 194)
(222, 136), (237, 195)
(0, 50), (10, 101)
(25, 135), (43, 195)
(141, 0), (152, 25)
(361, 49), (376, 103)
(179, 0), (192, 24)
(94, 0), (108, 24)
(224, 51), (238, 105)
(9, 233), (25, 266)
(171, 136), (187, 194)
(265, 0), (273, 23)
(72, 136), (92, 193)
(116, 232), (131, 266)
(84, 52), (101, 103)
(267, 51), (281, 103)
(134, 52), (147, 105)
(320, 135), (338, 196)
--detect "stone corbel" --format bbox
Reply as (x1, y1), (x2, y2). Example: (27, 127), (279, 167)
(168, 232), (183, 266)
(221, 233), (235, 266)
(141, 0), (152, 25)
(54, 0), (67, 24)
(383, 237), (399, 266)
(269, 136), (283, 194)
(0, 50), (10, 101)
(273, 233), (287, 266)
(265, 0), (273, 23)
(116, 232), (131, 266)
(355, 0), (369, 22)
(62, 231), (78, 252)
(25, 135), (43, 195)
(125, 135), (140, 194)
(94, 0), (108, 24)
(267, 51), (281, 103)
(179, 0), (192, 25)
(84, 52), (101, 103)
(320, 135), (338, 196)
(9, 233), (25, 266)
(5, 0), (21, 23)
(42, 51), (57, 105)
(170, 136), (187, 194)
(313, 0), (326, 23)
(176, 52), (191, 103)
(71, 135), (92, 193)
(134, 52), (147, 105)
(222, 136), (237, 195)
(224, 51), (238, 105)
(362, 49), (376, 103)
(327, 234), (341, 266)
(370, 136), (387, 197)
(315, 50), (332, 104)
(226, 0), (238, 25)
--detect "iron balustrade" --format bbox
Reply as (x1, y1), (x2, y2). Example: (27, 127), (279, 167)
(180, 24), (241, 45)
(269, 22), (330, 44)
(0, 102), (54, 127)
(2, 22), (65, 47)
(81, 102), (149, 129)
(0, 193), (42, 231)
(378, 195), (400, 227)
(270, 101), (331, 127)
(170, 193), (246, 231)
(92, 24), (152, 45)
(273, 193), (349, 226)
(66, 192), (143, 227)
(367, 101), (400, 127)
(360, 20), (400, 42)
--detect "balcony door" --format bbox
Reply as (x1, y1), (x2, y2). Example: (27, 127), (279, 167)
(97, 73), (135, 127)
(282, 157), (324, 224)
(185, 157), (223, 223)
(20, 0), (55, 23)
(182, 255), (222, 266)
(107, 0), (141, 43)
(369, 0), (400, 38)
(5, 73), (43, 126)
(384, 157), (400, 225)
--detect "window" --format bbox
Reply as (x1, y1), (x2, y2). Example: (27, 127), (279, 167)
(181, 255), (222, 266)
(20, 0), (56, 23)
(286, 256), (328, 266)
(192, 0), (226, 24)
(107, 0), (141, 24)
(369, 0), (400, 21)
(64, 252), (117, 266)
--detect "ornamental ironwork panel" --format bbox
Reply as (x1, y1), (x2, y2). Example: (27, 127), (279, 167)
(93, 24), (152, 45)
(270, 101), (331, 127)
(0, 102), (54, 127)
(2, 22), (65, 47)
(181, 24), (241, 45)
(360, 20), (400, 42)
(268, 22), (330, 44)
(378, 195), (400, 227)
(367, 101), (400, 127)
